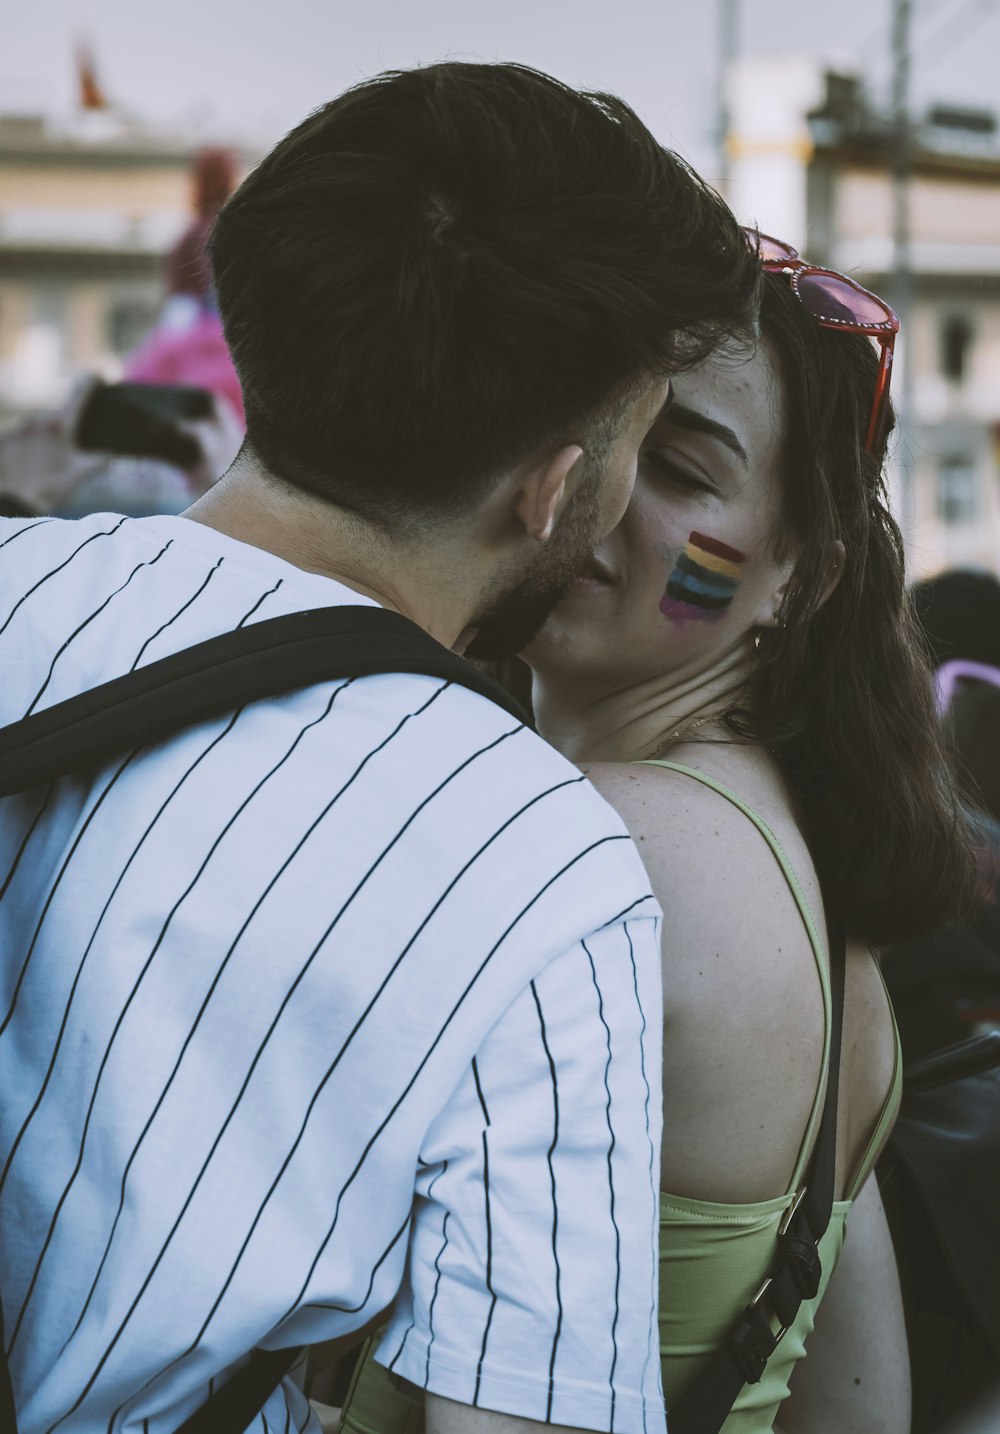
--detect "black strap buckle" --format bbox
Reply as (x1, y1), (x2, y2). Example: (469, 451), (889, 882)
(784, 1234), (822, 1300)
(778, 1188), (822, 1300)
(728, 1286), (785, 1384)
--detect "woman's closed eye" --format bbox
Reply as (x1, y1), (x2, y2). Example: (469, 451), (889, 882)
(642, 449), (716, 494)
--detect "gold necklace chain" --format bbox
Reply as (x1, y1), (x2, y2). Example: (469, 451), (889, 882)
(641, 711), (727, 762)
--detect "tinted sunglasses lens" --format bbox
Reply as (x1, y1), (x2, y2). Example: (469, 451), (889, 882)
(796, 271), (894, 330)
(756, 233), (799, 263)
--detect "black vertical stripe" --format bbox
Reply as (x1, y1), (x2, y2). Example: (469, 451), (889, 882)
(625, 921), (657, 1434)
(530, 980), (563, 1424)
(423, 1160), (451, 1387)
(129, 558), (224, 671)
(0, 517), (128, 639)
(235, 578), (283, 628)
(582, 939), (622, 1432)
(471, 1059), (495, 1407)
(25, 540), (174, 716)
(0, 783), (53, 904)
(473, 1133), (494, 1407)
(386, 1317), (414, 1378)
(470, 1057), (491, 1127)
(284, 1401), (291, 1434)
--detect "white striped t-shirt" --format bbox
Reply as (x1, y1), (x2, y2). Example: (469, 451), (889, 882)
(0, 513), (665, 1434)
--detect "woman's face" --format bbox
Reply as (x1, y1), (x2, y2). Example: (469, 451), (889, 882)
(528, 334), (795, 689)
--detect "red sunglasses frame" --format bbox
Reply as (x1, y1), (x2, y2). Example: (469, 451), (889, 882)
(748, 230), (900, 455)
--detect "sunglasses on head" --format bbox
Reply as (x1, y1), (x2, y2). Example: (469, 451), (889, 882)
(744, 229), (900, 455)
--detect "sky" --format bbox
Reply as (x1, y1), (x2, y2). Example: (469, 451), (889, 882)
(4, 0), (1000, 177)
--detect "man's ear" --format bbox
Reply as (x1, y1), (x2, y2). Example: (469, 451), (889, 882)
(511, 444), (584, 543)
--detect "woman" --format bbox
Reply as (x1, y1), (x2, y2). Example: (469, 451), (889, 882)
(334, 243), (973, 1433)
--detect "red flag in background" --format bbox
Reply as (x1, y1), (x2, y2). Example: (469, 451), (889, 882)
(77, 41), (108, 110)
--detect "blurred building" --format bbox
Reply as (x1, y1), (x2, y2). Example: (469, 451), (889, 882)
(726, 57), (1000, 578)
(0, 110), (246, 421)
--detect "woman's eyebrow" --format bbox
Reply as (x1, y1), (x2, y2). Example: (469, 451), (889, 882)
(662, 402), (750, 468)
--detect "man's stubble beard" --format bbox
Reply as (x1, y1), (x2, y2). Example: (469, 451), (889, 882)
(463, 466), (603, 662)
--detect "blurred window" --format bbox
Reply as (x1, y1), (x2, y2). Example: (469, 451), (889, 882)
(940, 314), (974, 383)
(936, 455), (978, 524)
(6, 286), (68, 406)
(108, 298), (159, 357)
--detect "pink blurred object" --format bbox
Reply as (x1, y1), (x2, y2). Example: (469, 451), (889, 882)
(125, 309), (245, 426)
(935, 658), (1000, 716)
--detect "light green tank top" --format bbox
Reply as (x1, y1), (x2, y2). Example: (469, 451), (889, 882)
(647, 761), (902, 1431)
(338, 762), (903, 1434)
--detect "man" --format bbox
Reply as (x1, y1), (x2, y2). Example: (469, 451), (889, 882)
(0, 63), (758, 1433)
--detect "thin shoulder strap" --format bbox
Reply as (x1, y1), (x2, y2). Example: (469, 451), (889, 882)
(638, 759), (831, 1189)
(637, 761), (828, 963)
(0, 606), (527, 797)
(667, 921), (847, 1434)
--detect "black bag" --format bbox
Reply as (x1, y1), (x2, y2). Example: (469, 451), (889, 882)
(0, 605), (527, 1434)
(877, 1030), (1000, 1433)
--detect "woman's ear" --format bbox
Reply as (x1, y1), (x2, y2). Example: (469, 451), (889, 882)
(752, 549), (799, 631)
(753, 539), (845, 631)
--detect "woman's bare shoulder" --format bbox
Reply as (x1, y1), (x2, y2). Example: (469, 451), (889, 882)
(582, 757), (791, 892)
(583, 757), (822, 1002)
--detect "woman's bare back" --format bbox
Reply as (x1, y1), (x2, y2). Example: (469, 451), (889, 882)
(583, 744), (898, 1203)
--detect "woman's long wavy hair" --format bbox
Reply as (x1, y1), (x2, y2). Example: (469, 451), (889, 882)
(742, 274), (976, 943)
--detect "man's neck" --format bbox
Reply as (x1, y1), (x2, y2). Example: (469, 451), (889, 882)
(184, 462), (481, 651)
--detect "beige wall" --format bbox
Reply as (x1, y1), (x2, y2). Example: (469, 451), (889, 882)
(836, 165), (1000, 246)
(0, 163), (192, 216)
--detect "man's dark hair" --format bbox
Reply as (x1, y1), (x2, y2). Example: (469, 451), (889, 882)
(210, 61), (758, 526)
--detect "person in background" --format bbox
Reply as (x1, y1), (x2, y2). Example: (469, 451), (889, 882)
(878, 567), (1000, 1433)
(881, 568), (1000, 1057)
(0, 373), (242, 518)
(124, 147), (245, 427)
(0, 62), (759, 1434)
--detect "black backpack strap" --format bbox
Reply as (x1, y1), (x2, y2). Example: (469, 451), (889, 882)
(0, 606), (527, 797)
(667, 917), (847, 1434)
(172, 1347), (301, 1434)
(0, 1295), (17, 1434)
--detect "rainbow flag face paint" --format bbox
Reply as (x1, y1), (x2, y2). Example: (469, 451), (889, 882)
(660, 531), (746, 622)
